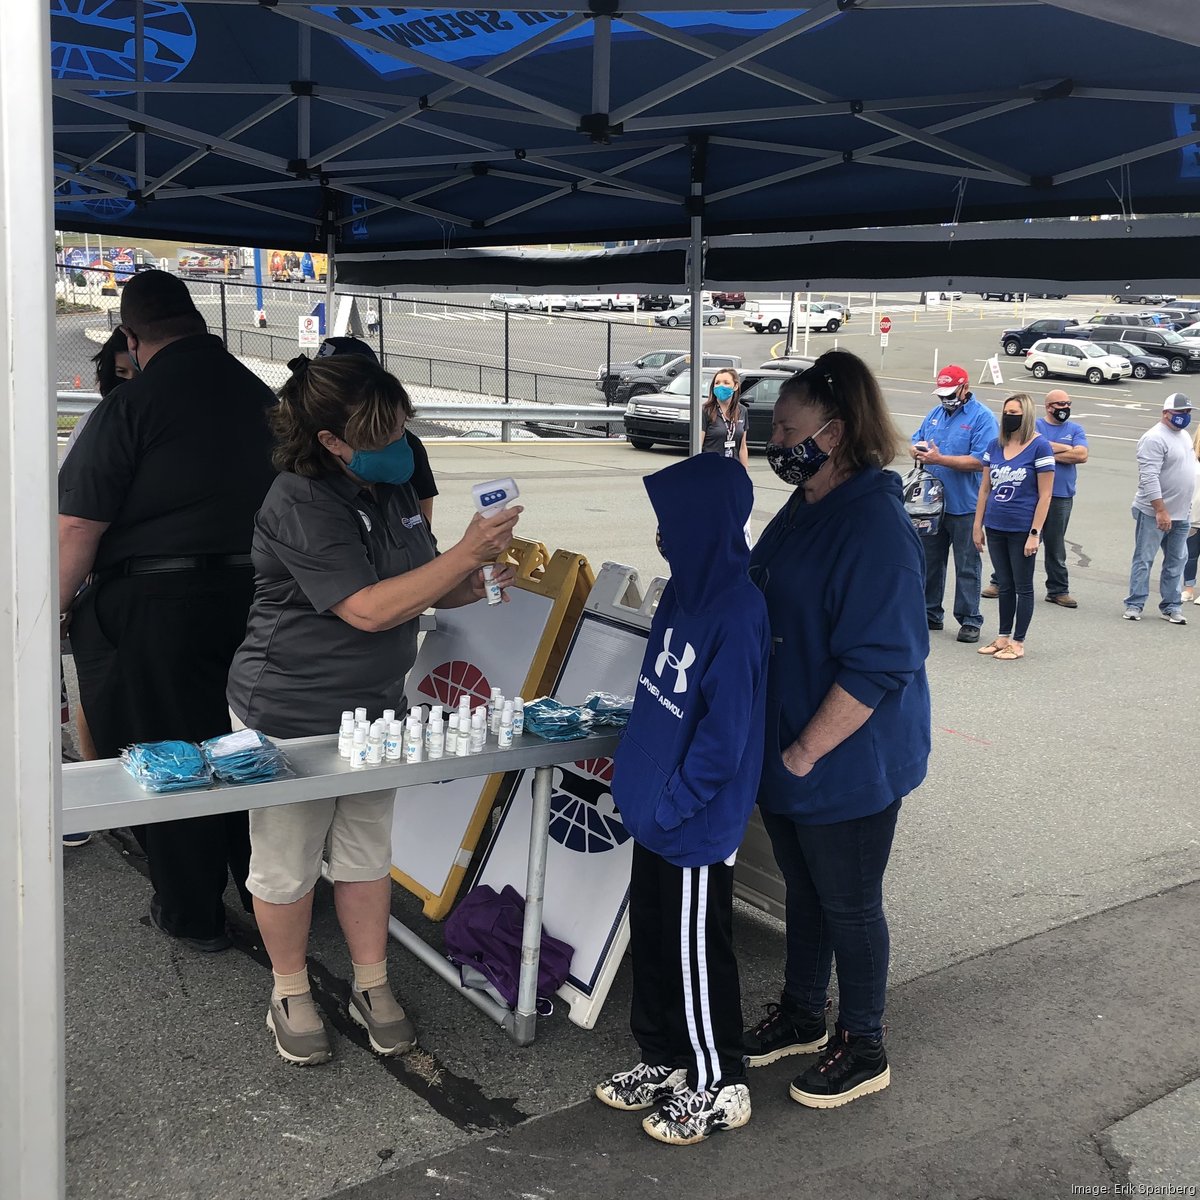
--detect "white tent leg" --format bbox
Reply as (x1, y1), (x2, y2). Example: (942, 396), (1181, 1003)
(0, 0), (65, 1196)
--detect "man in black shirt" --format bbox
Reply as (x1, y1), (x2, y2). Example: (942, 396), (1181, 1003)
(59, 270), (277, 951)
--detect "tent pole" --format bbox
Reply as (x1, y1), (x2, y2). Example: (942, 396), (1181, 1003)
(324, 229), (335, 335)
(0, 0), (64, 1195)
(689, 211), (703, 456)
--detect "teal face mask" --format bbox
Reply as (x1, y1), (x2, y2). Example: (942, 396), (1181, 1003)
(713, 384), (735, 403)
(348, 432), (414, 484)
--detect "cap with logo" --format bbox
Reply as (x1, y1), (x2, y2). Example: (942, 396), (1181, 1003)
(934, 364), (969, 398)
(1162, 392), (1193, 411)
(316, 335), (378, 363)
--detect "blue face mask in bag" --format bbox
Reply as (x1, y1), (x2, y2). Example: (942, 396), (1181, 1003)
(348, 432), (415, 484)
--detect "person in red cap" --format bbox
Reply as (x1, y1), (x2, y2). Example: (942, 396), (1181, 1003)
(909, 365), (998, 643)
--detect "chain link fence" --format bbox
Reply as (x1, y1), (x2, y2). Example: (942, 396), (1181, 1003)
(56, 265), (694, 437)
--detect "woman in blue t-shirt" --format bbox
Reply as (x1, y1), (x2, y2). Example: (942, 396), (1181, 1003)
(972, 393), (1055, 660)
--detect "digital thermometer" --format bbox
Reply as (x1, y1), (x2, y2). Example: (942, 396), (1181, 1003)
(472, 477), (519, 518)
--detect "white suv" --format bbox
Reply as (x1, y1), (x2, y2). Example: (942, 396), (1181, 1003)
(1024, 338), (1132, 384)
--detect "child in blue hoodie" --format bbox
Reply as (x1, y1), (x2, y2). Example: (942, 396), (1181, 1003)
(595, 453), (770, 1146)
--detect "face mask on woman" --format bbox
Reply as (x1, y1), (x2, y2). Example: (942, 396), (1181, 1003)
(713, 384), (736, 403)
(1001, 413), (1023, 436)
(765, 420), (832, 487)
(347, 432), (415, 484)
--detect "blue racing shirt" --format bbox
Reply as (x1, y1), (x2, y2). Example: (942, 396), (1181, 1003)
(981, 436), (1056, 533)
(911, 395), (998, 515)
(1035, 416), (1088, 499)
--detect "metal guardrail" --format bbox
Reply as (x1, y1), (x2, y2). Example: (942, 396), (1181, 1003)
(56, 392), (624, 441)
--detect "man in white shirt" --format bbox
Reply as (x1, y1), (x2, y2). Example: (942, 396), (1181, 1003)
(1123, 393), (1196, 624)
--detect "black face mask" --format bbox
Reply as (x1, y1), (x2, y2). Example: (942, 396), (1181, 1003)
(1049, 406), (1071, 422)
(1001, 413), (1023, 435)
(940, 395), (964, 415)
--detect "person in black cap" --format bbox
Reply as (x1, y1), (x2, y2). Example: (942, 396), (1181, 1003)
(317, 336), (439, 526)
(58, 269), (277, 951)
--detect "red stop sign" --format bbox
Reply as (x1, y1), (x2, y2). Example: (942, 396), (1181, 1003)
(879, 316), (892, 334)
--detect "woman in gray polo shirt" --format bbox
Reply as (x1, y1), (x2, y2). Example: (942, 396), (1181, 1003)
(228, 355), (519, 1066)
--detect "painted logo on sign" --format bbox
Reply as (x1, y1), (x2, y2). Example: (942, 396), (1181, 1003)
(548, 757), (629, 854)
(416, 659), (493, 708)
(50, 0), (197, 98)
(317, 7), (813, 79)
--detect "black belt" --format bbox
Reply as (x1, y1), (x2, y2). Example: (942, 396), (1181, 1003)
(92, 554), (253, 586)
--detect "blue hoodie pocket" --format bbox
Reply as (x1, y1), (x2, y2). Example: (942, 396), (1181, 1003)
(612, 732), (670, 850)
(760, 697), (826, 804)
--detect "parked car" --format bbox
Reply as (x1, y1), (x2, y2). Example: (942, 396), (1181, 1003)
(638, 293), (674, 311)
(1000, 318), (1085, 357)
(1112, 293), (1176, 305)
(1141, 309), (1194, 330)
(711, 291), (746, 309)
(1085, 312), (1154, 329)
(654, 302), (725, 328)
(591, 294), (637, 311)
(1093, 326), (1200, 373)
(623, 368), (793, 451)
(1178, 322), (1200, 340)
(530, 294), (568, 312)
(596, 347), (682, 402)
(925, 290), (963, 301)
(489, 293), (530, 311)
(758, 356), (815, 373)
(1023, 339), (1131, 384)
(613, 352), (741, 404)
(569, 294), (605, 311)
(742, 300), (843, 335)
(978, 291), (1068, 301)
(668, 291), (714, 308)
(1089, 340), (1171, 380)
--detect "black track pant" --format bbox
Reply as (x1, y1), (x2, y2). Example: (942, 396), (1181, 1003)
(71, 570), (254, 940)
(628, 843), (746, 1091)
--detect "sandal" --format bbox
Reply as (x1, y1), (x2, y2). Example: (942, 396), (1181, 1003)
(994, 643), (1025, 660)
(977, 639), (1010, 655)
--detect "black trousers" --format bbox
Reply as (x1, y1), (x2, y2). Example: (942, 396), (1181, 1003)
(71, 570), (255, 940)
(628, 843), (746, 1091)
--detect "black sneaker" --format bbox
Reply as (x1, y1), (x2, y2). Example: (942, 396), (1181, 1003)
(956, 625), (981, 643)
(743, 1001), (829, 1068)
(927, 618), (944, 631)
(789, 1027), (890, 1109)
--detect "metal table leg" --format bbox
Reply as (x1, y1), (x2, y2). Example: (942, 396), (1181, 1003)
(507, 763), (553, 1045)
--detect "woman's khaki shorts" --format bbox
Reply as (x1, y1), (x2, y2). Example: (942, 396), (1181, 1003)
(231, 711), (396, 904)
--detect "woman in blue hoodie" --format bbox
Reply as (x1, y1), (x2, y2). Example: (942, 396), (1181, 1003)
(742, 350), (931, 1110)
(597, 453), (771, 1146)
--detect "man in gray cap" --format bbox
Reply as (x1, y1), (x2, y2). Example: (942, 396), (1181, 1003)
(1123, 393), (1196, 625)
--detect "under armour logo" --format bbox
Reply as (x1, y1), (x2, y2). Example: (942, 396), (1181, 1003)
(654, 628), (696, 695)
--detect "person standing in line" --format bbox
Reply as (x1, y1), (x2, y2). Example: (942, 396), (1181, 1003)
(1182, 424), (1200, 604)
(972, 394), (1056, 661)
(742, 351), (930, 1111)
(909, 364), (998, 644)
(58, 270), (277, 951)
(596, 453), (769, 1145)
(1124, 394), (1196, 624)
(982, 389), (1088, 608)
(701, 368), (750, 468)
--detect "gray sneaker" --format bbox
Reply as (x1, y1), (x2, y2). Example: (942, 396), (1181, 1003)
(266, 991), (332, 1066)
(349, 984), (416, 1055)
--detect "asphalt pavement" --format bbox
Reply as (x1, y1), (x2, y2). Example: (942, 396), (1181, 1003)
(58, 292), (1200, 1200)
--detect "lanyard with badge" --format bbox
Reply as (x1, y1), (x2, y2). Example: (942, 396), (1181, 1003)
(722, 411), (739, 458)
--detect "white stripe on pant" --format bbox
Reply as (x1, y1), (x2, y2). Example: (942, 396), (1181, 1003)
(681, 866), (719, 1092)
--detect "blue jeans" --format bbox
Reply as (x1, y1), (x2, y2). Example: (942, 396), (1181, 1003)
(921, 511), (983, 629)
(761, 801), (900, 1041)
(1185, 528), (1200, 589)
(986, 528), (1037, 641)
(1125, 507), (1190, 613)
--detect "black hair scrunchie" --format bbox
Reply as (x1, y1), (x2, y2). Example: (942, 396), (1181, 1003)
(286, 354), (312, 377)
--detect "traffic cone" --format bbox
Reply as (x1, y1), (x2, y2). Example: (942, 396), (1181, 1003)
(74, 375), (81, 388)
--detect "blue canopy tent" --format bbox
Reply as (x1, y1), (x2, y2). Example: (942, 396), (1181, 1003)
(5, 4), (1200, 1196)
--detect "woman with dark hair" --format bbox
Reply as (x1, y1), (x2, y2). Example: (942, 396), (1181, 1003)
(227, 354), (520, 1066)
(61, 327), (135, 846)
(741, 349), (931, 1110)
(702, 368), (749, 468)
(972, 392), (1055, 661)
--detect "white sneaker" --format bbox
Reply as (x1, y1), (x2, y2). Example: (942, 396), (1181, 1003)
(595, 1062), (687, 1111)
(1122, 608), (1142, 621)
(642, 1083), (751, 1145)
(1161, 610), (1187, 625)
